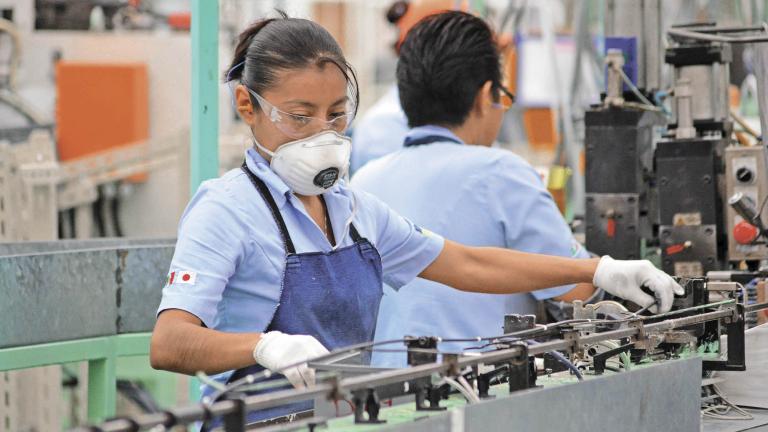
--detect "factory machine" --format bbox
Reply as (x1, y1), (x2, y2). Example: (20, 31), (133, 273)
(584, 4), (768, 286)
(78, 278), (768, 431)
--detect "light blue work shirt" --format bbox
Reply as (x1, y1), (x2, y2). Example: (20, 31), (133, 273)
(158, 148), (444, 391)
(350, 85), (409, 173)
(351, 125), (589, 368)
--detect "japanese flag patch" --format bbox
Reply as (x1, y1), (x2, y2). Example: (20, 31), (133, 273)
(166, 270), (197, 286)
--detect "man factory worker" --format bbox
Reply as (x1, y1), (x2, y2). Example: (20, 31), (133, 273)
(150, 12), (683, 423)
(350, 0), (456, 172)
(353, 11), (599, 368)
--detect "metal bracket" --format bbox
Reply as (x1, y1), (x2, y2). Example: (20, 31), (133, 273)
(562, 330), (581, 354)
(629, 319), (648, 347)
(352, 388), (386, 424)
(414, 381), (447, 412)
(703, 304), (746, 371)
(220, 395), (246, 432)
(405, 336), (439, 366)
(507, 343), (533, 393)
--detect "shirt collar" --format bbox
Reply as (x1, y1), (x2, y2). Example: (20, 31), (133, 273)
(405, 125), (466, 145)
(244, 148), (291, 207)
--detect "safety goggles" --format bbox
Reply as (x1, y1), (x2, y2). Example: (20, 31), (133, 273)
(493, 84), (516, 111)
(246, 87), (354, 139)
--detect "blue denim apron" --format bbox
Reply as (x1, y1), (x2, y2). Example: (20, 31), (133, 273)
(227, 162), (384, 424)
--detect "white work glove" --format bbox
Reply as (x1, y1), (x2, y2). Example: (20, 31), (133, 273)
(593, 256), (685, 313)
(253, 331), (329, 389)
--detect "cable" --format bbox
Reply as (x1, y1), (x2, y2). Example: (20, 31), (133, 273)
(208, 338), (415, 403)
(615, 66), (658, 109)
(526, 340), (583, 381)
(548, 350), (584, 381)
(456, 375), (479, 402)
(440, 377), (480, 404)
(729, 108), (761, 140)
(701, 384), (754, 421)
(211, 317), (604, 403)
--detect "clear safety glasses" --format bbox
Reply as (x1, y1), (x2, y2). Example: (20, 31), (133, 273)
(246, 87), (354, 139)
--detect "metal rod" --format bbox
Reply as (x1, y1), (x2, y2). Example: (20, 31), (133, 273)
(668, 27), (768, 43)
(676, 25), (766, 34)
(242, 345), (528, 412)
(84, 302), (767, 431)
(746, 301), (768, 312)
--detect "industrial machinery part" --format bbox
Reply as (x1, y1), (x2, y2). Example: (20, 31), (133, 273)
(78, 283), (768, 432)
(587, 21), (768, 277)
(604, 0), (663, 92)
(604, 48), (625, 107)
(584, 109), (664, 260)
(656, 136), (727, 276)
(666, 31), (733, 133)
(725, 146), (768, 261)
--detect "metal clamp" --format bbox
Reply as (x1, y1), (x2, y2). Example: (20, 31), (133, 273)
(352, 388), (386, 424)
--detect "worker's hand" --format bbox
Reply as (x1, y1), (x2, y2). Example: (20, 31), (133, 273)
(593, 256), (684, 313)
(253, 331), (329, 389)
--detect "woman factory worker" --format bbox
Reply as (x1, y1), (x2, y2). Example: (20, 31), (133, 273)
(150, 13), (683, 422)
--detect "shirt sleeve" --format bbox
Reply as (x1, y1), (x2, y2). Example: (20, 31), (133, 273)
(490, 155), (585, 301)
(353, 189), (445, 289)
(157, 180), (249, 327)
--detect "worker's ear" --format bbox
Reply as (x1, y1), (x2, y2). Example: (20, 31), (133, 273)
(234, 84), (258, 125)
(473, 80), (494, 117)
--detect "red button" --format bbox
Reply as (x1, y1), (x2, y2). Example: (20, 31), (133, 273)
(666, 244), (686, 255)
(734, 221), (760, 245)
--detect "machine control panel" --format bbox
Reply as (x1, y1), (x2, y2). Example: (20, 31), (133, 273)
(725, 146), (768, 261)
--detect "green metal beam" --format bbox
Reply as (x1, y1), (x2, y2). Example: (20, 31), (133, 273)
(88, 356), (117, 422)
(0, 334), (152, 423)
(190, 0), (220, 195)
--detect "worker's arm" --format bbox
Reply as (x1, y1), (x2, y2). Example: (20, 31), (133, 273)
(150, 309), (260, 375)
(420, 240), (597, 294)
(554, 283), (596, 303)
(151, 309), (328, 387)
(420, 240), (683, 312)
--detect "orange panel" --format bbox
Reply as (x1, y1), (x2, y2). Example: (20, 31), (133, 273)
(56, 62), (149, 180)
(522, 108), (558, 151)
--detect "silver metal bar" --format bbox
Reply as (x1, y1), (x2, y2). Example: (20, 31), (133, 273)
(243, 346), (528, 412)
(679, 25), (766, 34)
(746, 301), (768, 312)
(86, 302), (768, 431)
(668, 27), (768, 43)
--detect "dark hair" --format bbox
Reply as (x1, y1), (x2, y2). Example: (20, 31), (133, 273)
(397, 11), (501, 127)
(225, 11), (359, 116)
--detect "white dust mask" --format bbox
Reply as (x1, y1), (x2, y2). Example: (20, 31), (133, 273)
(253, 130), (351, 196)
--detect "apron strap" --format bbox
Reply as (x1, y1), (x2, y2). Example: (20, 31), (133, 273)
(349, 222), (363, 243)
(241, 161), (365, 249)
(241, 162), (296, 255)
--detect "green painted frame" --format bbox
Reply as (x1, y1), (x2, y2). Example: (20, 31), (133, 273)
(190, 0), (220, 194)
(0, 333), (150, 423)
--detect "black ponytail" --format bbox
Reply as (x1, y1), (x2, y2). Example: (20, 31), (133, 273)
(224, 11), (359, 116)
